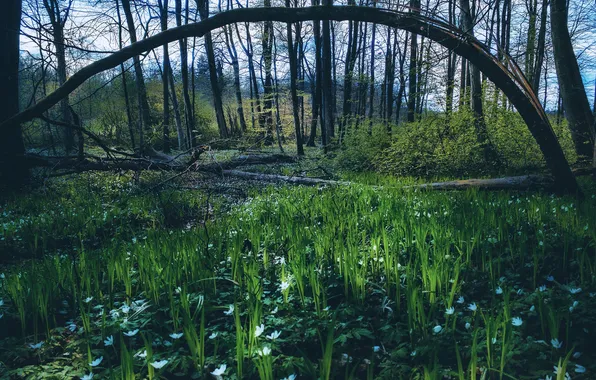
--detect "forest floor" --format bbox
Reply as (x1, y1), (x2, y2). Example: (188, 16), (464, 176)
(0, 151), (595, 379)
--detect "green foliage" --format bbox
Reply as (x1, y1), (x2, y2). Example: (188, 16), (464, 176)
(0, 175), (595, 379)
(377, 108), (483, 177)
(334, 123), (392, 172)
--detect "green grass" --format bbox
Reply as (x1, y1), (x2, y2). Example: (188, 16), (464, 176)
(0, 173), (595, 379)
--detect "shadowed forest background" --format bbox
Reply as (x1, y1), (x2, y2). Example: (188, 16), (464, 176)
(0, 0), (596, 378)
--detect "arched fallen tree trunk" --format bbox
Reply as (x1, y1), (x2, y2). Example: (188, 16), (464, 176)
(0, 6), (580, 193)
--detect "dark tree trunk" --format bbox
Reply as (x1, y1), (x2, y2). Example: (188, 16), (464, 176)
(550, 0), (595, 160)
(224, 24), (247, 133)
(158, 0), (171, 153)
(406, 0), (419, 122)
(0, 0), (27, 187)
(115, 0), (136, 151)
(262, 0), (275, 145)
(176, 0), (192, 148)
(321, 0), (334, 144)
(367, 21), (377, 133)
(286, 0), (304, 155)
(307, 6), (322, 147)
(197, 0), (228, 138)
(531, 0), (548, 93)
(460, 0), (497, 162)
(43, 0), (74, 153)
(121, 0), (152, 153)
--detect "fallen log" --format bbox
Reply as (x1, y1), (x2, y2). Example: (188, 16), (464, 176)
(222, 170), (351, 186)
(407, 174), (555, 190)
(17, 153), (296, 174)
(222, 170), (565, 191)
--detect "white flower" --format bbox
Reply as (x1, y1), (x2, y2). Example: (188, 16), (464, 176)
(511, 317), (523, 327)
(104, 335), (114, 346)
(456, 296), (464, 304)
(209, 332), (219, 340)
(124, 329), (139, 337)
(575, 364), (586, 373)
(433, 325), (442, 334)
(495, 287), (503, 295)
(491, 337), (497, 344)
(67, 323), (77, 332)
(0, 299), (4, 307)
(465, 322), (471, 330)
(150, 360), (168, 369)
(530, 305), (535, 312)
(445, 307), (455, 315)
(163, 340), (172, 347)
(134, 350), (147, 359)
(258, 346), (272, 356)
(280, 281), (290, 291)
(211, 364), (227, 376)
(573, 351), (582, 359)
(84, 297), (93, 303)
(81, 373), (94, 380)
(89, 356), (103, 367)
(373, 346), (380, 352)
(255, 324), (265, 337)
(569, 287), (582, 294)
(467, 303), (477, 312)
(271, 306), (278, 314)
(547, 275), (554, 282)
(280, 374), (297, 380)
(121, 304), (130, 314)
(169, 332), (183, 339)
(410, 350), (417, 356)
(224, 305), (234, 315)
(29, 342), (44, 350)
(266, 330), (281, 340)
(539, 285), (547, 292)
(551, 338), (563, 349)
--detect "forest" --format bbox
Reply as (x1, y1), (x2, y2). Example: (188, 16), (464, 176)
(0, 0), (595, 378)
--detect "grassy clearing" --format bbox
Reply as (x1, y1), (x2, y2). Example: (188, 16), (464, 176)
(0, 173), (595, 379)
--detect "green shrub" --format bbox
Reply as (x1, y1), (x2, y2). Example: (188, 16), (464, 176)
(334, 122), (392, 172)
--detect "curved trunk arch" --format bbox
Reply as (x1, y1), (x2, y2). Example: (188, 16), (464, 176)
(1, 6), (579, 193)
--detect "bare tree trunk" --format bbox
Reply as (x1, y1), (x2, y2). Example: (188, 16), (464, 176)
(121, 0), (152, 153)
(406, 0), (419, 122)
(531, 0), (548, 93)
(395, 32), (408, 125)
(367, 21), (377, 133)
(224, 25), (247, 133)
(115, 0), (136, 151)
(286, 0), (304, 155)
(550, 0), (595, 161)
(176, 0), (191, 148)
(307, 5), (322, 147)
(158, 0), (171, 153)
(43, 0), (74, 153)
(197, 0), (228, 138)
(272, 35), (285, 152)
(460, 0), (497, 162)
(321, 0), (334, 145)
(262, 0), (275, 145)
(341, 17), (359, 133)
(0, 0), (27, 187)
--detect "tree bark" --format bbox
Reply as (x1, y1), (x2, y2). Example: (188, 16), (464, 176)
(286, 0), (304, 155)
(158, 0), (171, 153)
(321, 0), (334, 143)
(224, 25), (247, 133)
(406, 0), (419, 122)
(550, 0), (595, 160)
(459, 0), (497, 163)
(176, 0), (192, 148)
(121, 0), (152, 153)
(0, 0), (26, 188)
(197, 0), (228, 138)
(42, 0), (74, 153)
